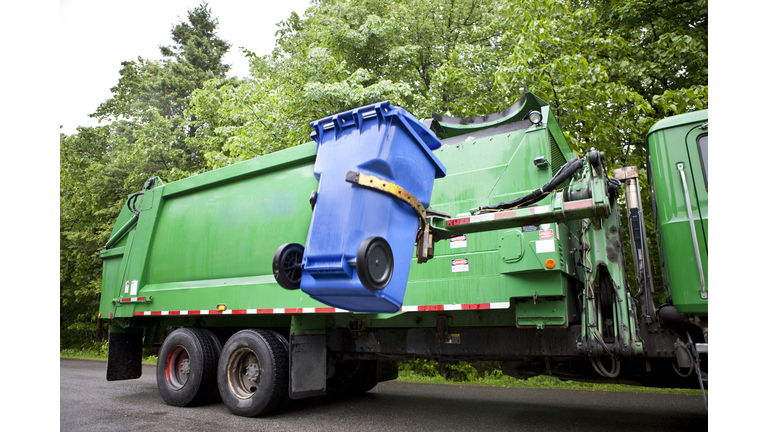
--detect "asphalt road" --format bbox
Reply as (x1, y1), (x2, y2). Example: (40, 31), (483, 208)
(61, 358), (707, 431)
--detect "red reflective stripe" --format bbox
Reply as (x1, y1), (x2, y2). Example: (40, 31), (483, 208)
(446, 217), (470, 226)
(461, 303), (491, 310)
(120, 297), (146, 302)
(563, 200), (593, 210)
(120, 304), (510, 316)
(494, 211), (516, 220)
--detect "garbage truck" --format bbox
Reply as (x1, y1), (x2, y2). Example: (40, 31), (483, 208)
(98, 92), (708, 416)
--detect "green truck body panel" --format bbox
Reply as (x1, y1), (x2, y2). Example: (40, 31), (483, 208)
(646, 110), (708, 313)
(100, 93), (582, 327)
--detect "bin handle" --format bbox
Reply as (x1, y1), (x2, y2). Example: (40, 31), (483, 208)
(345, 171), (433, 263)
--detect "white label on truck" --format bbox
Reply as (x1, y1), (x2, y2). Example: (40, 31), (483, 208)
(451, 258), (469, 272)
(536, 239), (555, 253)
(450, 235), (467, 249)
(130, 280), (138, 296)
(124, 280), (130, 294)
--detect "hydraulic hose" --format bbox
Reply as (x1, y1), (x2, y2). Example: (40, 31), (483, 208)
(127, 191), (145, 216)
(478, 157), (584, 212)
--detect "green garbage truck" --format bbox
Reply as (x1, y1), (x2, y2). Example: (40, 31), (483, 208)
(99, 92), (708, 416)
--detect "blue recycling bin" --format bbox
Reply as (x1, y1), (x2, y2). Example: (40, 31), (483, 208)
(300, 101), (447, 313)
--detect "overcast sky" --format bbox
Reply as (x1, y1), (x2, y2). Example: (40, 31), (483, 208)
(60, 0), (314, 135)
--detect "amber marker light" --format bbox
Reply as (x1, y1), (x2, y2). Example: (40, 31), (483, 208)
(217, 304), (227, 311)
(545, 259), (556, 269)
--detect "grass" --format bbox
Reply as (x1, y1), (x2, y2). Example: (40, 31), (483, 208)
(395, 370), (702, 394)
(59, 346), (702, 395)
(395, 360), (704, 395)
(60, 342), (158, 365)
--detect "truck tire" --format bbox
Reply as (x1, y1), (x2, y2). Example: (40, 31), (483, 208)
(156, 328), (219, 407)
(218, 329), (289, 417)
(197, 328), (223, 402)
(273, 243), (304, 290)
(326, 360), (377, 395)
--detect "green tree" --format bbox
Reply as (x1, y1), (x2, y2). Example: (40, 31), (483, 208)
(189, 0), (516, 168)
(190, 0), (706, 302)
(60, 2), (233, 348)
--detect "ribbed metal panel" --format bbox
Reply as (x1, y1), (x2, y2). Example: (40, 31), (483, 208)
(549, 132), (570, 189)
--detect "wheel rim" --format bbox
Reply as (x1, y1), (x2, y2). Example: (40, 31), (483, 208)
(227, 348), (261, 399)
(357, 237), (393, 290)
(282, 249), (303, 285)
(366, 243), (391, 284)
(164, 345), (190, 390)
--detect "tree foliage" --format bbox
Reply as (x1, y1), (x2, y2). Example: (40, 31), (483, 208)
(61, 0), (707, 346)
(60, 2), (232, 347)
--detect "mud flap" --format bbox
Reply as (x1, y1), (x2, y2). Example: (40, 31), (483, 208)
(106, 327), (143, 381)
(289, 334), (326, 399)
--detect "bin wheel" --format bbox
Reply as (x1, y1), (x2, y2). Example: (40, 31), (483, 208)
(273, 243), (304, 290)
(156, 328), (219, 407)
(356, 237), (393, 291)
(217, 329), (289, 417)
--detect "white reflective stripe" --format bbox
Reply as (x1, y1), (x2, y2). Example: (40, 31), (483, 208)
(401, 305), (419, 312)
(273, 308), (285, 314)
(443, 304), (462, 311)
(303, 308), (315, 313)
(469, 213), (494, 223)
(490, 302), (510, 309)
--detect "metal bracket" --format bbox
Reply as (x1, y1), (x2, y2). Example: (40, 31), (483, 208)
(345, 171), (433, 263)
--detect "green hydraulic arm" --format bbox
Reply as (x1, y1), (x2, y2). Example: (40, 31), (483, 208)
(420, 150), (645, 364)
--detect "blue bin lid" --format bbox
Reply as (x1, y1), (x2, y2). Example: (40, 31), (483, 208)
(310, 101), (447, 179)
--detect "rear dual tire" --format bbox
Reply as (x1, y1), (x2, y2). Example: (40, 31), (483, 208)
(156, 328), (220, 407)
(217, 329), (289, 417)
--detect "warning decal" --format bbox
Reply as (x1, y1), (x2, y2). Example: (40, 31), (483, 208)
(450, 235), (467, 249)
(451, 258), (469, 272)
(539, 229), (554, 240)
